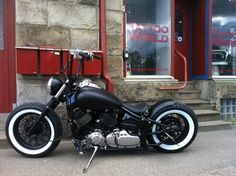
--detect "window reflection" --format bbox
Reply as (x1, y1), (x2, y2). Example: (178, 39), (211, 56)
(212, 0), (236, 76)
(126, 0), (171, 76)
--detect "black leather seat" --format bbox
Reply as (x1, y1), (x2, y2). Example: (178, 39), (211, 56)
(123, 103), (150, 114)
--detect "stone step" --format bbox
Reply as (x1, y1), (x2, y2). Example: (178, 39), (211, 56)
(199, 120), (233, 132)
(179, 81), (195, 90)
(180, 99), (211, 110)
(176, 90), (201, 100)
(194, 109), (220, 122)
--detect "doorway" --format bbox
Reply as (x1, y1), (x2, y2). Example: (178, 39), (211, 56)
(175, 0), (190, 81)
(174, 0), (209, 81)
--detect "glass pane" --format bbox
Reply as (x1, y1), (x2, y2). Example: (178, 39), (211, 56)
(0, 0), (3, 50)
(126, 0), (171, 76)
(212, 0), (236, 76)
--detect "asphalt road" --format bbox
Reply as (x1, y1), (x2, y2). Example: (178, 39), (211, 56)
(0, 128), (236, 176)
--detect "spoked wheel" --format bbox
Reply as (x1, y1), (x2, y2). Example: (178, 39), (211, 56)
(148, 102), (198, 153)
(5, 103), (62, 157)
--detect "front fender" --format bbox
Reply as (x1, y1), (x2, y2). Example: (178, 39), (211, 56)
(149, 100), (175, 118)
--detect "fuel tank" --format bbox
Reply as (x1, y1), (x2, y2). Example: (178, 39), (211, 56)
(77, 87), (122, 109)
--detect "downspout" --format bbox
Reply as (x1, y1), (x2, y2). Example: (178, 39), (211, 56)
(100, 0), (114, 93)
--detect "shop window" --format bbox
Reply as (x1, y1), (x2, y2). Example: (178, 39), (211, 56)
(221, 99), (236, 121)
(0, 0), (3, 50)
(212, 0), (236, 77)
(125, 0), (171, 77)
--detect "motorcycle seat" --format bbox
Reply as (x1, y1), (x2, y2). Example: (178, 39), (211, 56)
(123, 103), (150, 114)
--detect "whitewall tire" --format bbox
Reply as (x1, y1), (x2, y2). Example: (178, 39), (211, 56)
(148, 102), (198, 153)
(5, 103), (62, 157)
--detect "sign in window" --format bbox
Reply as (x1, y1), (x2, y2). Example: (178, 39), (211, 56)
(125, 0), (171, 76)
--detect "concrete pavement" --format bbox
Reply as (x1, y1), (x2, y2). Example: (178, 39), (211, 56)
(0, 128), (236, 176)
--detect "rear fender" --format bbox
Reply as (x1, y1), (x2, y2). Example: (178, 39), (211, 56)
(149, 100), (175, 118)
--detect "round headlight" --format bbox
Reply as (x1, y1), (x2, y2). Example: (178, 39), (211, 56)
(47, 77), (63, 96)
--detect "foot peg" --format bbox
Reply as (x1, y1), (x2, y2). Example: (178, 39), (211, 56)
(83, 146), (99, 173)
(72, 139), (84, 155)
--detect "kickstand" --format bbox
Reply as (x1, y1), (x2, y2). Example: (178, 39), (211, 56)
(83, 146), (99, 173)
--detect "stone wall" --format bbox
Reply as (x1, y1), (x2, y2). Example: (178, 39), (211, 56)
(194, 80), (236, 112)
(16, 0), (100, 105)
(106, 0), (123, 80)
(214, 81), (236, 112)
(16, 0), (99, 49)
(16, 0), (179, 106)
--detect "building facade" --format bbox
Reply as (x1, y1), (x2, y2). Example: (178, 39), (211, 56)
(1, 0), (236, 122)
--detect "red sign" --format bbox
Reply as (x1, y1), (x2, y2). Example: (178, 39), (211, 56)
(127, 23), (169, 43)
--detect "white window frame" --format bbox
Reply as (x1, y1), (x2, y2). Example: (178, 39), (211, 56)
(125, 0), (172, 79)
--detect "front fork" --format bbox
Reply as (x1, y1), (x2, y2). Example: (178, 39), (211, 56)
(27, 83), (68, 136)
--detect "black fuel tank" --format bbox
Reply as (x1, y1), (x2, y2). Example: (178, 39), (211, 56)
(77, 87), (122, 109)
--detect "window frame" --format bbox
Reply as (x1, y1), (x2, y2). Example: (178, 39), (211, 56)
(211, 0), (236, 79)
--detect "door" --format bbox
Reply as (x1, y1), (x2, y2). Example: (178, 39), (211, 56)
(0, 0), (16, 112)
(175, 0), (190, 81)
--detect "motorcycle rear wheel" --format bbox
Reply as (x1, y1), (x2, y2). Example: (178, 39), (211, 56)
(148, 102), (198, 153)
(5, 103), (62, 157)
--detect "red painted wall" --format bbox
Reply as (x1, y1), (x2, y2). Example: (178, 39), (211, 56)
(191, 0), (206, 76)
(0, 0), (16, 112)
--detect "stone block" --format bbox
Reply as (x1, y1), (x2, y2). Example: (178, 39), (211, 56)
(16, 0), (47, 25)
(107, 56), (123, 79)
(106, 35), (123, 56)
(106, 11), (123, 35)
(106, 0), (123, 11)
(71, 29), (99, 50)
(16, 24), (71, 48)
(48, 1), (98, 29)
(17, 75), (51, 105)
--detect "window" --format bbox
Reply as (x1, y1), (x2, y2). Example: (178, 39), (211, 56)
(212, 0), (236, 77)
(221, 99), (236, 121)
(125, 0), (171, 77)
(0, 0), (3, 50)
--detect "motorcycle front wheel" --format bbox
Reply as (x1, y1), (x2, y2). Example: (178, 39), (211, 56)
(148, 102), (198, 153)
(5, 103), (62, 157)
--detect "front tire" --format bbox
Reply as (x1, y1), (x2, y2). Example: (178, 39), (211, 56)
(148, 102), (198, 153)
(5, 103), (62, 157)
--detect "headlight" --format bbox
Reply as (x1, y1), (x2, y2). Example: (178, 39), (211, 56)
(47, 77), (63, 96)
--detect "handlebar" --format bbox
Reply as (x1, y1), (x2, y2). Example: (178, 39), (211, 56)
(69, 49), (102, 60)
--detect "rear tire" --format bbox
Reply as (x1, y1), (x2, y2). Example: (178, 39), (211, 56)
(147, 102), (198, 153)
(5, 103), (62, 157)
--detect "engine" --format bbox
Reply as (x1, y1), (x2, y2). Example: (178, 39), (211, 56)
(106, 129), (140, 148)
(86, 129), (140, 149)
(73, 109), (117, 129)
(73, 109), (141, 150)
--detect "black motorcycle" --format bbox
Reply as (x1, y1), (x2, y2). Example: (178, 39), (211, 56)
(5, 49), (198, 173)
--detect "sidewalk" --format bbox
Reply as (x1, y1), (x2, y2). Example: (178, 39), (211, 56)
(0, 128), (236, 176)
